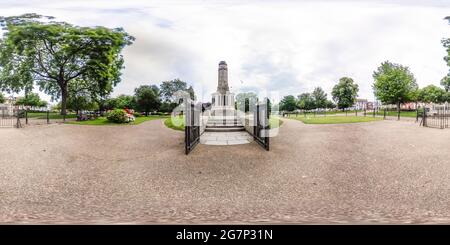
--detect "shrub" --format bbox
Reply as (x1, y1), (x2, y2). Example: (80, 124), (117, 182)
(107, 109), (129, 123)
(133, 112), (142, 117)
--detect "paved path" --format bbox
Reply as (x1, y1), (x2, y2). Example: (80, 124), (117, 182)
(0, 119), (449, 224)
(200, 131), (252, 145)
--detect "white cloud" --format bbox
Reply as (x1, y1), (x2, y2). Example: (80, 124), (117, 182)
(1, 0), (449, 103)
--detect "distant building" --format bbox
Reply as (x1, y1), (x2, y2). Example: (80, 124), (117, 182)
(366, 101), (381, 110)
(400, 102), (418, 110)
(0, 96), (15, 116)
(354, 99), (368, 110)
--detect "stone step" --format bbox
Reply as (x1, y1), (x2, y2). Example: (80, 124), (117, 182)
(207, 119), (240, 123)
(208, 117), (239, 119)
(207, 124), (243, 127)
(205, 126), (245, 132)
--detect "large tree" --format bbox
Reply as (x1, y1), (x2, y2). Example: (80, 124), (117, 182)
(297, 93), (315, 110)
(441, 76), (450, 92)
(312, 87), (327, 109)
(0, 14), (134, 116)
(372, 61), (418, 111)
(135, 85), (161, 116)
(418, 85), (447, 104)
(160, 79), (195, 102)
(331, 77), (359, 110)
(279, 95), (297, 112)
(65, 78), (98, 114)
(115, 95), (137, 110)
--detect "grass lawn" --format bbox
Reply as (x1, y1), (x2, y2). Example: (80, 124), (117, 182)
(67, 115), (169, 126)
(376, 110), (419, 118)
(27, 112), (77, 119)
(269, 117), (283, 128)
(291, 115), (382, 124)
(164, 116), (184, 131)
(285, 110), (363, 116)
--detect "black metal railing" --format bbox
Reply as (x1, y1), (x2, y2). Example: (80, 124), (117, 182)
(252, 102), (270, 151)
(421, 105), (449, 129)
(185, 102), (200, 154)
(0, 106), (22, 128)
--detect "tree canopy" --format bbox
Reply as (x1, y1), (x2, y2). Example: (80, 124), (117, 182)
(115, 95), (137, 109)
(297, 93), (315, 110)
(15, 92), (47, 107)
(135, 85), (161, 115)
(372, 61), (418, 108)
(279, 95), (297, 112)
(331, 77), (359, 110)
(441, 76), (450, 92)
(418, 85), (447, 104)
(160, 79), (195, 102)
(0, 13), (134, 116)
(312, 87), (327, 109)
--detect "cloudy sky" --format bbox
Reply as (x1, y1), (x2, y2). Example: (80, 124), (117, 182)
(1, 0), (450, 103)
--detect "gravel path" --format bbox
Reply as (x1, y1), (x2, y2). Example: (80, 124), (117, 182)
(0, 119), (449, 224)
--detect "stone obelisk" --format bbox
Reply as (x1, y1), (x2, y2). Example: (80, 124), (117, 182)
(212, 61), (234, 109)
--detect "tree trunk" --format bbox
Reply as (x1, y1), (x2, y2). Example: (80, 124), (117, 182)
(397, 102), (401, 120)
(60, 84), (68, 120)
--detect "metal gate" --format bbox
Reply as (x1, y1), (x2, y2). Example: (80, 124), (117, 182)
(420, 104), (449, 129)
(185, 101), (200, 154)
(252, 101), (270, 151)
(0, 104), (21, 128)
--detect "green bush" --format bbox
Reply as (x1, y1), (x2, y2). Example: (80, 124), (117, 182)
(133, 112), (142, 117)
(107, 109), (129, 123)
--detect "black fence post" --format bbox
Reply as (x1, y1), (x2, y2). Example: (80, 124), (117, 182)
(383, 108), (386, 120)
(25, 108), (28, 125)
(16, 110), (20, 128)
(416, 106), (419, 123)
(423, 108), (427, 127)
(373, 107), (375, 117)
(47, 110), (50, 124)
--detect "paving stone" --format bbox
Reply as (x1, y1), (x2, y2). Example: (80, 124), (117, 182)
(203, 140), (228, 145)
(200, 131), (252, 145)
(227, 139), (251, 145)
